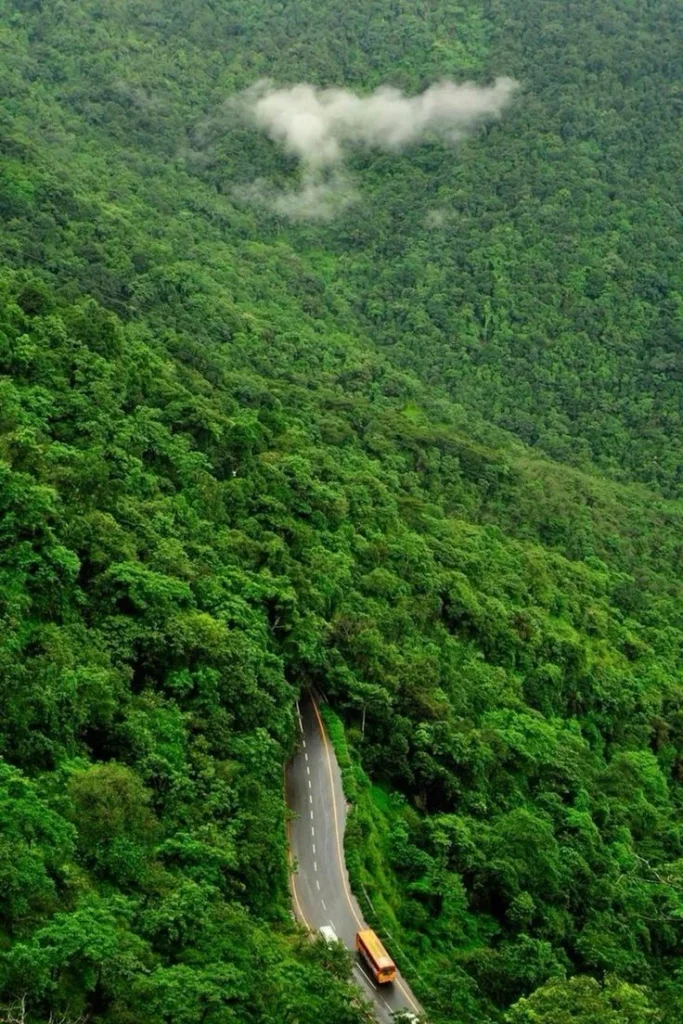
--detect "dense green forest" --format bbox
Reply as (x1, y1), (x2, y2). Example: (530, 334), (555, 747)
(1, 0), (682, 1022)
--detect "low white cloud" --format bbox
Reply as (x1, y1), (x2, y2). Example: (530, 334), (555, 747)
(246, 77), (518, 165)
(425, 208), (449, 229)
(233, 171), (357, 221)
(237, 77), (518, 219)
(272, 173), (357, 221)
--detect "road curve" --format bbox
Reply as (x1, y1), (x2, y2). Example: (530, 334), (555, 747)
(286, 694), (423, 1023)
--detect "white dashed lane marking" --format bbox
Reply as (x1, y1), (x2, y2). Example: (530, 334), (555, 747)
(321, 899), (326, 910)
(313, 861), (317, 872)
(316, 880), (321, 891)
(312, 844), (316, 855)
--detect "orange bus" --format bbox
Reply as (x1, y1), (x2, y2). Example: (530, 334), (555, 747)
(356, 929), (396, 984)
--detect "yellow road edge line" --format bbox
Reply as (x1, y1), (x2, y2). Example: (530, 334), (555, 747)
(311, 698), (423, 1018)
(397, 976), (422, 1016)
(311, 696), (363, 930)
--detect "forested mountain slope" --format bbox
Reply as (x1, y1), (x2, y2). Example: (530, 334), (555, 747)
(1, 0), (682, 1022)
(3, 0), (681, 490)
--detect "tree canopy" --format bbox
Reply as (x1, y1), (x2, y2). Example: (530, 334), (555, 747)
(0, 0), (681, 1021)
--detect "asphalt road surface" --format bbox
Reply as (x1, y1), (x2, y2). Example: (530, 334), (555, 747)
(286, 695), (424, 1023)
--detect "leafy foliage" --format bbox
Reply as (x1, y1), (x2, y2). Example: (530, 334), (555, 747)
(0, 0), (681, 1021)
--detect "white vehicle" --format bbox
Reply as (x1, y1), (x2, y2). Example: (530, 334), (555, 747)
(319, 925), (339, 944)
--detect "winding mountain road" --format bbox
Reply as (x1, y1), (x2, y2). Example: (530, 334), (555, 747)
(286, 695), (423, 1023)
